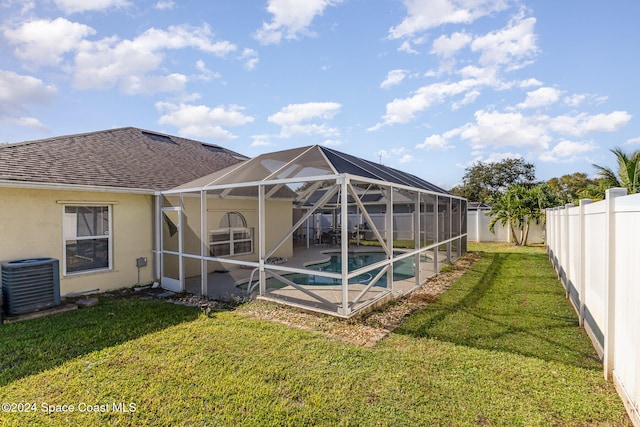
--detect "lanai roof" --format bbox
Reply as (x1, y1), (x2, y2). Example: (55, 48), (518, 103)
(0, 127), (248, 191)
(172, 145), (451, 194)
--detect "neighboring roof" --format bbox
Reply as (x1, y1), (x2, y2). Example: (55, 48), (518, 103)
(468, 202), (492, 210)
(302, 187), (405, 207)
(172, 145), (451, 195)
(0, 127), (248, 191)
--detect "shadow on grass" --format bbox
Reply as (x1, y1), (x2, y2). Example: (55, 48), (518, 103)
(394, 251), (602, 370)
(0, 293), (201, 387)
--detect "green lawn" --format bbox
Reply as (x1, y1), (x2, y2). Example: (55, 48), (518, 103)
(0, 243), (631, 426)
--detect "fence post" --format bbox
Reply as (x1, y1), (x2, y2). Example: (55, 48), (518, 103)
(603, 188), (627, 380)
(564, 204), (573, 298)
(578, 199), (592, 327)
(553, 206), (560, 272)
(557, 206), (565, 286)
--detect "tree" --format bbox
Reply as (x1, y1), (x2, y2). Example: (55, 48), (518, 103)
(546, 172), (597, 205)
(577, 178), (609, 202)
(487, 184), (559, 246)
(592, 147), (640, 194)
(450, 158), (537, 203)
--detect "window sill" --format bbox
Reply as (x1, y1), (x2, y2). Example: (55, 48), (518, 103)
(63, 268), (114, 277)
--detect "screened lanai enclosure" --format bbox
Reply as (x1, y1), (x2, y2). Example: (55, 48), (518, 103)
(159, 145), (467, 318)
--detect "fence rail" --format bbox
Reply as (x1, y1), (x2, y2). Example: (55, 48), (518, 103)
(546, 188), (639, 426)
(467, 208), (545, 244)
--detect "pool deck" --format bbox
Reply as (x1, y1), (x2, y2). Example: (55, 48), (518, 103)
(184, 244), (454, 315)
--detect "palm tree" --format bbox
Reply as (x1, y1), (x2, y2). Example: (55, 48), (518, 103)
(488, 185), (527, 245)
(488, 184), (559, 246)
(592, 147), (640, 194)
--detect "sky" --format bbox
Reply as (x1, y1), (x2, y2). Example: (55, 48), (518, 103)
(1, 0), (639, 190)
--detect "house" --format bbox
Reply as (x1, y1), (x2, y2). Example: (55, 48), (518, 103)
(0, 127), (248, 297)
(1, 132), (468, 318)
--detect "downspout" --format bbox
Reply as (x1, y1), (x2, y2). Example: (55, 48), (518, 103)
(201, 189), (208, 297)
(153, 192), (162, 282)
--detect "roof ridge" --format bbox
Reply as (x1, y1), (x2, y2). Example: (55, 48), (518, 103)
(0, 127), (139, 149)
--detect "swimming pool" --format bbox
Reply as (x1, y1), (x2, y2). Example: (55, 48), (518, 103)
(243, 251), (416, 290)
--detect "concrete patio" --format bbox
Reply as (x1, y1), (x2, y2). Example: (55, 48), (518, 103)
(184, 244), (454, 315)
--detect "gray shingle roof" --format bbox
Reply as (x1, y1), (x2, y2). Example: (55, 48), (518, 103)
(0, 127), (248, 191)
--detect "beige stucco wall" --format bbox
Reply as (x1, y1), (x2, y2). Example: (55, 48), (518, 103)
(0, 187), (154, 296)
(173, 194), (293, 278)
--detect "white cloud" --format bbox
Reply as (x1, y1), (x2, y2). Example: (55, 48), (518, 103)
(53, 0), (130, 14)
(548, 111), (632, 137)
(154, 0), (175, 10)
(73, 24), (236, 93)
(436, 107), (631, 162)
(268, 102), (341, 138)
(539, 139), (597, 162)
(194, 60), (221, 81)
(120, 73), (188, 95)
(625, 137), (640, 145)
(417, 134), (450, 150)
(398, 39), (419, 54)
(251, 134), (275, 147)
(254, 0), (342, 45)
(470, 13), (538, 69)
(398, 154), (414, 163)
(459, 109), (551, 151)
(563, 93), (608, 107)
(389, 0), (509, 40)
(0, 69), (57, 115)
(369, 78), (478, 129)
(4, 17), (95, 66)
(321, 139), (343, 146)
(377, 146), (415, 164)
(484, 151), (524, 163)
(380, 69), (407, 89)
(452, 89), (480, 110)
(517, 86), (561, 109)
(239, 48), (259, 71)
(2, 116), (49, 132)
(5, 19), (238, 95)
(431, 31), (472, 57)
(156, 102), (254, 141)
(416, 128), (461, 150)
(519, 78), (543, 88)
(563, 93), (587, 107)
(456, 65), (503, 88)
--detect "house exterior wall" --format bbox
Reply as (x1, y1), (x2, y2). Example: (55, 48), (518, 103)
(173, 194), (293, 279)
(0, 187), (154, 296)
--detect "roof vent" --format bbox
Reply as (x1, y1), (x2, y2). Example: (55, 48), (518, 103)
(2, 258), (61, 316)
(201, 143), (225, 153)
(142, 131), (175, 144)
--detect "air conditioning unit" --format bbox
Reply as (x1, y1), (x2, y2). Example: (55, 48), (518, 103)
(1, 258), (60, 316)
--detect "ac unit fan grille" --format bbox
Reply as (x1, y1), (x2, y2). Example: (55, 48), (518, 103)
(1, 258), (60, 315)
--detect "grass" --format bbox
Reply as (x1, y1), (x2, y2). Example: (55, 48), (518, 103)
(0, 243), (631, 426)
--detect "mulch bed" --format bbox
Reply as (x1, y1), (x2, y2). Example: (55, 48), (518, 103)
(235, 251), (482, 347)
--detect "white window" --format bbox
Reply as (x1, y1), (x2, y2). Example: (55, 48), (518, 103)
(63, 206), (112, 274)
(209, 212), (253, 257)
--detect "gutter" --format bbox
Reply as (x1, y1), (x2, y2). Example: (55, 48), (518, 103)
(0, 179), (156, 195)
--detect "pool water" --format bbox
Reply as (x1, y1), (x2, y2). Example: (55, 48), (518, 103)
(266, 251), (415, 288)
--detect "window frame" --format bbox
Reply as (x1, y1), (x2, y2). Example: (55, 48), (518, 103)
(62, 204), (113, 276)
(209, 212), (254, 257)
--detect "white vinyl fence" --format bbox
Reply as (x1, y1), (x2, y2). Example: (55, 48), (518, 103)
(546, 188), (639, 426)
(467, 208), (545, 244)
